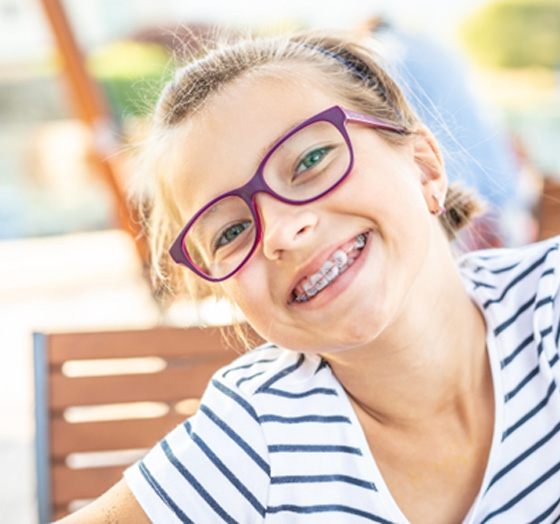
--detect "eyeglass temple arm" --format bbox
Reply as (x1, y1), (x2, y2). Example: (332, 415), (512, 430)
(344, 109), (409, 135)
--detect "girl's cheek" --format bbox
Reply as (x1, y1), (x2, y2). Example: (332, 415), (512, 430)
(226, 263), (265, 308)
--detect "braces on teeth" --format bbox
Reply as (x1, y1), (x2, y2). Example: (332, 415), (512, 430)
(293, 233), (368, 303)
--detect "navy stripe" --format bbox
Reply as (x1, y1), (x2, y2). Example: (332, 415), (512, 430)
(138, 461), (194, 523)
(236, 371), (265, 388)
(539, 326), (554, 346)
(471, 253), (507, 260)
(211, 379), (260, 423)
(252, 342), (277, 352)
(480, 460), (560, 523)
(556, 315), (560, 346)
(221, 357), (278, 378)
(550, 354), (559, 368)
(473, 261), (520, 274)
(315, 358), (329, 374)
(256, 353), (305, 392)
(257, 386), (338, 398)
(528, 495), (560, 524)
(502, 380), (557, 441)
(471, 279), (497, 289)
(198, 405), (270, 475)
(266, 504), (395, 523)
(490, 262), (522, 273)
(542, 267), (556, 278)
(271, 474), (376, 490)
(181, 423), (267, 517)
(494, 295), (536, 337)
(501, 333), (534, 368)
(504, 365), (539, 402)
(161, 440), (236, 523)
(536, 327), (554, 357)
(536, 296), (555, 310)
(268, 443), (362, 455)
(484, 248), (556, 308)
(259, 414), (351, 424)
(487, 421), (560, 491)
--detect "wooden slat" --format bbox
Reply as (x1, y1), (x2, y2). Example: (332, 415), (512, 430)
(48, 326), (244, 362)
(52, 464), (124, 505)
(49, 358), (231, 408)
(51, 412), (193, 456)
(53, 506), (71, 521)
(538, 178), (560, 240)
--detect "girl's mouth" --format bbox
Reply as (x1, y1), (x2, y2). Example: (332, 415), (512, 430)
(289, 231), (370, 304)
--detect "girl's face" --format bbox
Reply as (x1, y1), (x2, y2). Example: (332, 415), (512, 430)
(169, 70), (447, 353)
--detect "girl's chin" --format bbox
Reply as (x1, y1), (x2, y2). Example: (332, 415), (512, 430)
(269, 321), (384, 355)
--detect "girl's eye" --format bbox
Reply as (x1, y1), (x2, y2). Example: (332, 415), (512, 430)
(214, 220), (252, 251)
(295, 146), (333, 176)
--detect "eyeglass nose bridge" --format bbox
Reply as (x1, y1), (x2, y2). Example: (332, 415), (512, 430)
(233, 159), (317, 233)
(231, 176), (310, 262)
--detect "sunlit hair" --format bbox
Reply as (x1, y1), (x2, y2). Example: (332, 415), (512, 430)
(130, 29), (484, 327)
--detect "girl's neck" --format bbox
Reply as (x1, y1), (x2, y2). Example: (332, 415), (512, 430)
(323, 245), (488, 436)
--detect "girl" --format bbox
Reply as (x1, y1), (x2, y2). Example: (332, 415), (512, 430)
(58, 31), (560, 523)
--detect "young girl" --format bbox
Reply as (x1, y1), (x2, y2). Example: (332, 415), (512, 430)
(58, 31), (560, 523)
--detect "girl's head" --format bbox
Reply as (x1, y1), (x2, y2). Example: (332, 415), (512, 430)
(135, 30), (483, 351)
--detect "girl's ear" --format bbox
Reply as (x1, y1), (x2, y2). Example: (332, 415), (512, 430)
(412, 125), (448, 213)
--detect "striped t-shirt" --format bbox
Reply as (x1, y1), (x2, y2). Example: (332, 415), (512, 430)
(124, 235), (560, 523)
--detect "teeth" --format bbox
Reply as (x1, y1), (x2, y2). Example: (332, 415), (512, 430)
(303, 280), (313, 292)
(309, 273), (322, 286)
(292, 232), (369, 304)
(333, 250), (348, 268)
(325, 265), (339, 281)
(298, 258), (352, 302)
(303, 283), (318, 297)
(320, 259), (335, 275)
(355, 234), (366, 249)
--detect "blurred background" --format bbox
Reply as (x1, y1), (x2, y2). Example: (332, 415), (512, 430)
(1, 0), (559, 522)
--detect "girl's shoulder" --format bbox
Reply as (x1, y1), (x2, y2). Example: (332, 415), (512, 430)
(457, 235), (560, 298)
(458, 235), (560, 273)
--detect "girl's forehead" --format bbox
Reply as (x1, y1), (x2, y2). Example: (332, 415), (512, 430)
(168, 70), (345, 214)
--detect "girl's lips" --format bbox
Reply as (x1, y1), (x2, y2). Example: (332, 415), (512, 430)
(287, 230), (373, 309)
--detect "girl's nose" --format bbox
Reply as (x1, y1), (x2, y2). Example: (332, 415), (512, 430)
(256, 194), (319, 261)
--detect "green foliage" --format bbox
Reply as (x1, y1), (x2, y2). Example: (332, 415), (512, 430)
(461, 0), (560, 68)
(87, 41), (173, 119)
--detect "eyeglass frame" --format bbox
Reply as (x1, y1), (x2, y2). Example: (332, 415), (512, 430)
(169, 104), (408, 282)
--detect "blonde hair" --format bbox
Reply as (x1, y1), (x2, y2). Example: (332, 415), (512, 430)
(131, 30), (484, 312)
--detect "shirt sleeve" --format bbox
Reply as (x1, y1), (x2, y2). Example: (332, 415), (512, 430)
(123, 369), (270, 523)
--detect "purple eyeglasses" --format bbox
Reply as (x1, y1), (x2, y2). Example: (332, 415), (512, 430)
(169, 105), (407, 282)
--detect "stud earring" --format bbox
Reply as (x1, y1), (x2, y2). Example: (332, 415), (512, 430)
(431, 194), (446, 216)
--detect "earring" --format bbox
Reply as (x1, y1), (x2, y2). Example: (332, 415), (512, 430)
(431, 194), (446, 216)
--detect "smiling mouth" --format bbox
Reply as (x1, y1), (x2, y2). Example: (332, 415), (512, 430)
(289, 232), (370, 304)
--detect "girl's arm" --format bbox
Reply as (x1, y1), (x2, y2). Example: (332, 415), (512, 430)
(53, 480), (151, 524)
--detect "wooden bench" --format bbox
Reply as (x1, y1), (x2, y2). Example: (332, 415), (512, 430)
(33, 325), (249, 522)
